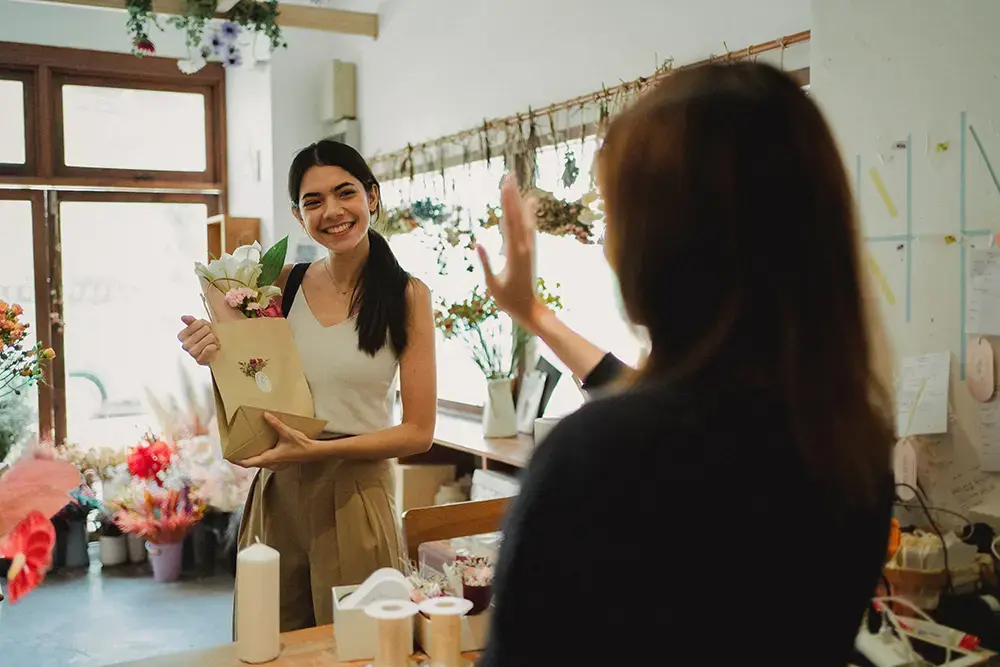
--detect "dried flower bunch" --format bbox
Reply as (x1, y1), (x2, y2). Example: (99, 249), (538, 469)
(113, 487), (205, 545)
(481, 188), (601, 244)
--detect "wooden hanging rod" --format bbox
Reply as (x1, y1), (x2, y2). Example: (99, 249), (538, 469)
(15, 0), (379, 37)
(368, 29), (810, 166)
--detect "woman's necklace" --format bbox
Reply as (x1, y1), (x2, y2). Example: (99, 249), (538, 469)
(324, 258), (355, 296)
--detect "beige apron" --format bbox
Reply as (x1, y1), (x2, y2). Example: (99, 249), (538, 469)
(238, 457), (402, 631)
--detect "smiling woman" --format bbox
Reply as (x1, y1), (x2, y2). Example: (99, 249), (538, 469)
(177, 139), (438, 633)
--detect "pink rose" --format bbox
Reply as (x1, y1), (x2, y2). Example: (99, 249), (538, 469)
(260, 298), (282, 319)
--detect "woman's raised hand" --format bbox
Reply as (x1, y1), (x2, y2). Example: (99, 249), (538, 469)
(178, 315), (219, 366)
(476, 176), (548, 333)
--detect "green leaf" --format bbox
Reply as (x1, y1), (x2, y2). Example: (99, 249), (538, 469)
(258, 236), (289, 287)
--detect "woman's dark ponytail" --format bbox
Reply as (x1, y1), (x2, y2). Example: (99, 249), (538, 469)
(352, 229), (410, 356)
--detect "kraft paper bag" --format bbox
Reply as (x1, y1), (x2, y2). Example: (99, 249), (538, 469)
(209, 318), (327, 462)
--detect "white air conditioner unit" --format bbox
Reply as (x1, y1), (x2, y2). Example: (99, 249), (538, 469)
(327, 118), (361, 152)
(321, 59), (357, 123)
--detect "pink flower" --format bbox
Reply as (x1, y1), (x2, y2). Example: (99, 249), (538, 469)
(224, 287), (256, 308)
(260, 298), (282, 319)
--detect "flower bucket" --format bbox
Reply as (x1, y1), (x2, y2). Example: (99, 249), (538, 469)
(147, 541), (184, 583)
(99, 535), (128, 567)
(63, 518), (90, 570)
(127, 534), (147, 563)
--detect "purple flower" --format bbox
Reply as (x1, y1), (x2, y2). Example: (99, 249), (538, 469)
(210, 33), (225, 54)
(223, 45), (243, 68)
(220, 21), (240, 41)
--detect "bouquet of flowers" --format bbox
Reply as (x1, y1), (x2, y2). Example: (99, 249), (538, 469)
(435, 279), (562, 380)
(56, 442), (129, 483)
(0, 454), (80, 603)
(0, 300), (55, 401)
(195, 238), (288, 321)
(192, 237), (327, 463)
(113, 486), (205, 545)
(173, 435), (254, 512)
(127, 433), (175, 486)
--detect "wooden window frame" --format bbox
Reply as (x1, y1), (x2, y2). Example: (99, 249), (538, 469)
(0, 69), (38, 177)
(0, 41), (227, 194)
(0, 189), (53, 441)
(52, 74), (221, 184)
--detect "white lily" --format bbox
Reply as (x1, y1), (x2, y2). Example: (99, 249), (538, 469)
(195, 243), (265, 292)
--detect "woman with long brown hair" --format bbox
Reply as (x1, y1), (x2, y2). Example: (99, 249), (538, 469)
(478, 63), (894, 665)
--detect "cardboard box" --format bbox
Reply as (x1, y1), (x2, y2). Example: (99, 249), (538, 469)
(415, 608), (491, 655)
(394, 463), (456, 518)
(331, 584), (415, 661)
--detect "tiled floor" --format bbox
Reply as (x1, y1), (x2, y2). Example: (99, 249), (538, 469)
(0, 544), (234, 666)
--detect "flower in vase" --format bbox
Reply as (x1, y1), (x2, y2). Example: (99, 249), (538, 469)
(127, 436), (174, 483)
(0, 511), (55, 604)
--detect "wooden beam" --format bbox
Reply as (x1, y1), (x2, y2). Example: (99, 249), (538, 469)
(16, 0), (379, 38)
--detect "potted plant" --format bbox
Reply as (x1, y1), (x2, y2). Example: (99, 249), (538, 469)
(96, 506), (128, 567)
(114, 486), (205, 582)
(435, 280), (562, 437)
(52, 486), (100, 570)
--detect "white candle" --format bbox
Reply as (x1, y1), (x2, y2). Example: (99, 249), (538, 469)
(236, 542), (281, 664)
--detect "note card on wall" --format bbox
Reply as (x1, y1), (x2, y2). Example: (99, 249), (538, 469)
(968, 249), (1000, 335)
(979, 400), (1000, 472)
(896, 351), (950, 437)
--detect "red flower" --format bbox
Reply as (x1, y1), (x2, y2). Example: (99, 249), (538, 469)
(260, 298), (282, 319)
(127, 437), (173, 483)
(135, 39), (155, 55)
(0, 511), (55, 604)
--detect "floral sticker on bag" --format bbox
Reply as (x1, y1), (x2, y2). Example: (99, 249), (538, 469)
(239, 358), (272, 393)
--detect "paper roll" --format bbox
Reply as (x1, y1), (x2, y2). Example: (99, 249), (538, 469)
(366, 599), (418, 667)
(236, 543), (281, 664)
(418, 597), (472, 667)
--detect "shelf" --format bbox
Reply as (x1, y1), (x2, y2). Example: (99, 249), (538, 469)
(432, 411), (534, 468)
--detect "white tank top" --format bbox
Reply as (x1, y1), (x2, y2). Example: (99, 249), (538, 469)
(286, 290), (399, 436)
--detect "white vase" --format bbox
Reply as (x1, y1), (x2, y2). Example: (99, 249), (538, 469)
(533, 416), (562, 446)
(127, 534), (147, 564)
(99, 535), (128, 567)
(482, 378), (517, 438)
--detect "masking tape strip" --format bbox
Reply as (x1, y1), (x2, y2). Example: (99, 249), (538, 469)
(870, 167), (899, 218)
(867, 253), (896, 306)
(970, 123), (1000, 198)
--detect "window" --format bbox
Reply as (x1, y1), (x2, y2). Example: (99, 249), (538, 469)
(382, 137), (646, 415)
(382, 160), (507, 406)
(60, 84), (208, 173)
(0, 78), (26, 165)
(0, 41), (227, 446)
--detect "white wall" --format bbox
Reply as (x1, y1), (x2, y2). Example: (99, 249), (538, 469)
(812, 0), (1000, 520)
(359, 0), (811, 155)
(266, 28), (370, 246)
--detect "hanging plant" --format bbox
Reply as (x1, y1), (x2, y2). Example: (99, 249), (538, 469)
(125, 0), (160, 56)
(561, 151), (580, 189)
(480, 189), (598, 244)
(124, 0), (285, 72)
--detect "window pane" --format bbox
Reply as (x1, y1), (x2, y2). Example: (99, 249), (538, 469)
(0, 80), (26, 164)
(60, 200), (210, 447)
(62, 85), (207, 172)
(384, 160), (507, 406)
(534, 139), (645, 417)
(0, 200), (39, 450)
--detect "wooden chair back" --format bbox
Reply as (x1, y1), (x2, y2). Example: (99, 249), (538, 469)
(401, 497), (511, 564)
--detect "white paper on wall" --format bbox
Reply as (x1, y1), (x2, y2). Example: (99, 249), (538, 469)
(980, 399), (1000, 472)
(896, 351), (950, 437)
(968, 249), (1000, 335)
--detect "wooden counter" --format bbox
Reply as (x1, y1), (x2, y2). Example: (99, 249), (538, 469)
(109, 624), (481, 666)
(433, 411), (534, 468)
